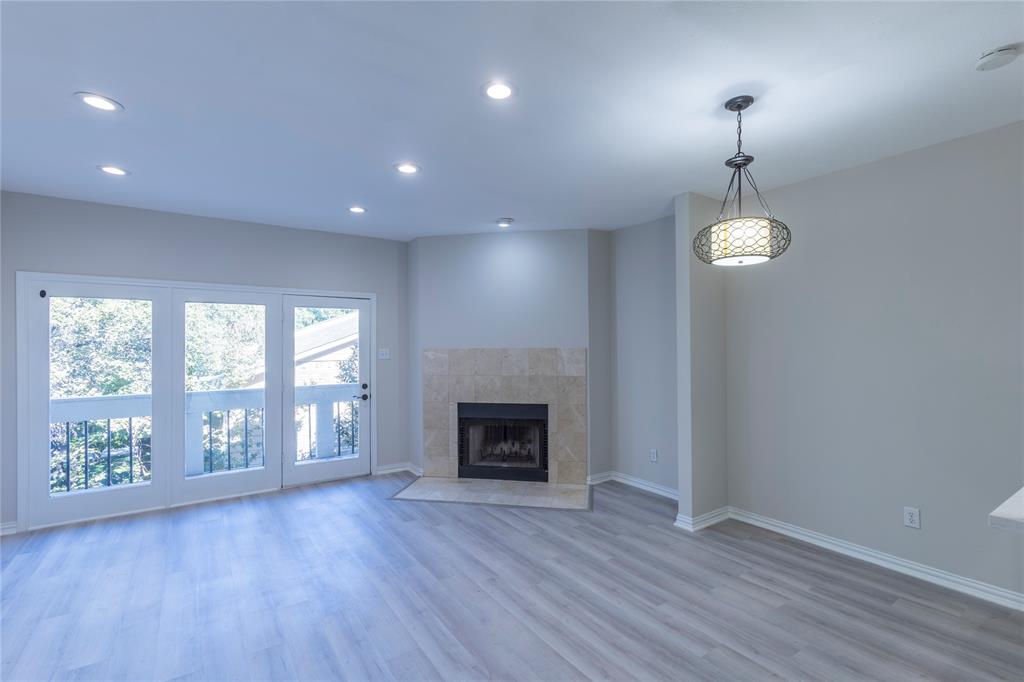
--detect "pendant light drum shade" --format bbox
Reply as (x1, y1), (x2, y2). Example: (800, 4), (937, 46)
(693, 216), (791, 266)
(693, 95), (792, 267)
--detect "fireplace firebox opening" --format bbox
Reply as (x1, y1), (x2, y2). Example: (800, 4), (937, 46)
(457, 403), (548, 482)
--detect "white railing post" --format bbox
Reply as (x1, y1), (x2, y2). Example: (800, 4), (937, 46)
(185, 410), (205, 476)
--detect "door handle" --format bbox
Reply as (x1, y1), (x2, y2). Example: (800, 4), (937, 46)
(352, 393), (369, 401)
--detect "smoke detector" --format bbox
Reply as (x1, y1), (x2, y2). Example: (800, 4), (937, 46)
(976, 45), (1020, 71)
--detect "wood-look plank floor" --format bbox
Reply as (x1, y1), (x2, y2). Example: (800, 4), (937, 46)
(2, 473), (1021, 681)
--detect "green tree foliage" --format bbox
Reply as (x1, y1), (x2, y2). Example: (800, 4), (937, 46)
(49, 297), (153, 399)
(185, 302), (265, 391)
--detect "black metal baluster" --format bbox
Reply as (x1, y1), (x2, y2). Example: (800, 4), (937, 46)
(244, 410), (249, 468)
(336, 402), (342, 458)
(106, 419), (112, 486)
(128, 418), (134, 484)
(226, 410), (232, 470)
(65, 422), (71, 492)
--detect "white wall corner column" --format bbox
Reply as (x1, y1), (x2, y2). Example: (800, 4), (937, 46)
(674, 193), (729, 530)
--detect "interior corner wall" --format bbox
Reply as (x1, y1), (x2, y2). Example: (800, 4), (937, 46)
(610, 217), (678, 490)
(726, 122), (1024, 592)
(0, 191), (410, 525)
(586, 230), (614, 478)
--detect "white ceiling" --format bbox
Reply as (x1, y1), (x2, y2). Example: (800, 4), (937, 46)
(2, 2), (1022, 241)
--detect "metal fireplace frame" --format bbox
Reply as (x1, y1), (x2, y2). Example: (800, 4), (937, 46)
(457, 403), (549, 482)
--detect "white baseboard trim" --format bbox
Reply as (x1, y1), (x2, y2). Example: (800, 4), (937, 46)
(588, 471), (678, 500)
(674, 506), (731, 533)
(1, 522), (18, 536)
(726, 507), (1024, 612)
(376, 462), (422, 476)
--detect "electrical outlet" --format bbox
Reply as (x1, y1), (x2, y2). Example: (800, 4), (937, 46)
(649, 448), (658, 463)
(377, 348), (391, 360)
(903, 506), (921, 529)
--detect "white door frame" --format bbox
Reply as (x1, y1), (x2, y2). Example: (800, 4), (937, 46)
(15, 271), (379, 532)
(169, 288), (284, 507)
(22, 279), (172, 529)
(282, 294), (372, 487)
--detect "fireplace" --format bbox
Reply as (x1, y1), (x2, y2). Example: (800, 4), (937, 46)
(457, 403), (548, 482)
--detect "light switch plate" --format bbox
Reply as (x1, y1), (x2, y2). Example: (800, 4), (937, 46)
(377, 348), (391, 360)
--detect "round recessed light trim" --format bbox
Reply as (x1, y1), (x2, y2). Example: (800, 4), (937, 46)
(75, 92), (123, 111)
(98, 165), (129, 176)
(976, 46), (1021, 71)
(394, 162), (420, 175)
(497, 218), (513, 228)
(484, 80), (515, 100)
(349, 206), (366, 214)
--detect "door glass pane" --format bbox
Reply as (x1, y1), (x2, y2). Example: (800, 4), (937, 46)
(49, 297), (152, 495)
(185, 302), (266, 477)
(293, 306), (360, 461)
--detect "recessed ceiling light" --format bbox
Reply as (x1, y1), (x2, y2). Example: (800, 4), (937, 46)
(484, 81), (514, 100)
(75, 92), (123, 111)
(98, 165), (129, 176)
(497, 218), (513, 228)
(349, 206), (366, 214)
(395, 162), (420, 175)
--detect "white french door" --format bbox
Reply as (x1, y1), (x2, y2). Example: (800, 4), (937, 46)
(20, 274), (374, 530)
(26, 280), (172, 528)
(282, 295), (371, 486)
(169, 289), (283, 506)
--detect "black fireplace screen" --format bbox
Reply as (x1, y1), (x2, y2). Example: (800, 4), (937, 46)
(457, 403), (548, 482)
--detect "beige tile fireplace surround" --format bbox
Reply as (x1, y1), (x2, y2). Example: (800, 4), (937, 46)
(421, 348), (588, 485)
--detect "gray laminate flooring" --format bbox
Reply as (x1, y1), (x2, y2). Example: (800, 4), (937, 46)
(2, 473), (1021, 681)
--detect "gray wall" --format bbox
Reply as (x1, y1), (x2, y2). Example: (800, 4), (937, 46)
(0, 191), (409, 524)
(609, 217), (678, 489)
(405, 229), (592, 466)
(727, 122), (1024, 591)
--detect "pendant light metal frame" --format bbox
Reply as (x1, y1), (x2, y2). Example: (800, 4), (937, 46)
(693, 96), (791, 266)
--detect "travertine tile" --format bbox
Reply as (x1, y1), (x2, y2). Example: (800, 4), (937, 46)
(557, 348), (587, 377)
(422, 349), (449, 375)
(474, 375), (502, 402)
(424, 428), (449, 458)
(527, 348), (558, 376)
(556, 402), (586, 434)
(476, 348), (504, 375)
(501, 348), (529, 376)
(423, 455), (451, 477)
(449, 348), (476, 376)
(423, 401), (448, 430)
(556, 375), (587, 406)
(556, 460), (587, 485)
(500, 376), (530, 402)
(395, 478), (587, 509)
(422, 374), (448, 403)
(448, 375), (475, 403)
(527, 375), (558, 403)
(554, 430), (587, 462)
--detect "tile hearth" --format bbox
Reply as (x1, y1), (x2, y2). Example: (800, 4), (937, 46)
(393, 477), (590, 510)
(421, 347), (589, 485)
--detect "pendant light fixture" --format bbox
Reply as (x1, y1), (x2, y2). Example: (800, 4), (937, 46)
(693, 95), (791, 266)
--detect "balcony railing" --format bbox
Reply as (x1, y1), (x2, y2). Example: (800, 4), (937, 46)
(48, 383), (360, 494)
